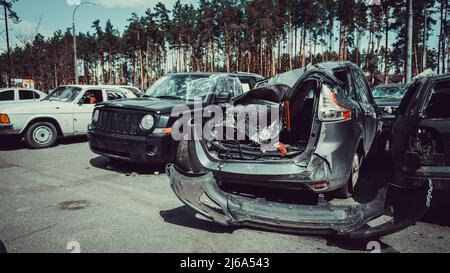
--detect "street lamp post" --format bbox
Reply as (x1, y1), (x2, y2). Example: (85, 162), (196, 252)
(406, 0), (413, 83)
(72, 1), (94, 85)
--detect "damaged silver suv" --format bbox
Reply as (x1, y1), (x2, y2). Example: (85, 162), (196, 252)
(167, 62), (432, 238)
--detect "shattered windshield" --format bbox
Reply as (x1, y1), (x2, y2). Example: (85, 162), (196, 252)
(145, 74), (243, 101)
(43, 86), (82, 102)
(145, 75), (210, 100)
(187, 75), (243, 101)
(373, 85), (409, 99)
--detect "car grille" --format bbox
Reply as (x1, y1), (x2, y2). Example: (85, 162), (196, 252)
(94, 108), (147, 136)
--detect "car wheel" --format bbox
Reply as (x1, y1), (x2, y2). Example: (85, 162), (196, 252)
(24, 122), (58, 149)
(336, 153), (361, 198)
(349, 153), (361, 194)
(175, 140), (193, 172)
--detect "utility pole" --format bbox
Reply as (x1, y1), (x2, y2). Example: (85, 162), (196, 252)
(3, 3), (12, 88)
(72, 10), (79, 85)
(422, 10), (427, 71)
(54, 64), (58, 88)
(406, 0), (413, 82)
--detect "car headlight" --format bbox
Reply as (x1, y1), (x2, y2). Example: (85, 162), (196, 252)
(140, 115), (155, 130)
(92, 110), (100, 123)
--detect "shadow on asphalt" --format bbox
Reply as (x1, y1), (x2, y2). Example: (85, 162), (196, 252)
(159, 206), (235, 234)
(0, 240), (7, 253)
(421, 191), (450, 227)
(0, 135), (88, 151)
(90, 156), (166, 176)
(324, 236), (398, 253)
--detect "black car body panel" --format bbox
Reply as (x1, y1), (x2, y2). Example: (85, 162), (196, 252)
(372, 84), (409, 145)
(88, 72), (264, 164)
(392, 73), (450, 190)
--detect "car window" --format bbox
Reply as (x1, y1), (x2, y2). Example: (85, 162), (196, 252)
(352, 69), (370, 103)
(123, 86), (141, 96)
(334, 69), (355, 99)
(44, 86), (82, 102)
(19, 90), (37, 100)
(79, 89), (104, 104)
(425, 79), (450, 119)
(397, 81), (423, 116)
(107, 90), (127, 101)
(0, 90), (14, 101)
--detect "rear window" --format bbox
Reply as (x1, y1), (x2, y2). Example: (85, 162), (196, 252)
(0, 90), (14, 101)
(19, 90), (38, 100)
(107, 90), (127, 101)
(425, 79), (450, 118)
(397, 81), (423, 116)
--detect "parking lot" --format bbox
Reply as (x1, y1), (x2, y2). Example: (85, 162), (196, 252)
(0, 136), (449, 253)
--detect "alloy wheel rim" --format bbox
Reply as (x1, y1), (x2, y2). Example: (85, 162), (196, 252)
(33, 126), (53, 145)
(351, 154), (360, 188)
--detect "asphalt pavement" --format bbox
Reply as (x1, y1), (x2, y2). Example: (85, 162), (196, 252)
(0, 136), (449, 253)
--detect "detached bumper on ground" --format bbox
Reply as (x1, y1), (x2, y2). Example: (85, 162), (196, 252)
(167, 164), (431, 238)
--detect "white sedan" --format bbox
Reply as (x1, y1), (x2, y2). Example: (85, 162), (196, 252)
(0, 88), (47, 104)
(0, 85), (136, 149)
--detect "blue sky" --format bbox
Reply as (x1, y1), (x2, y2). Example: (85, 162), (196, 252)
(0, 0), (194, 49)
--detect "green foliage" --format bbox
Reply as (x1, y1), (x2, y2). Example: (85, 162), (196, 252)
(0, 0), (444, 90)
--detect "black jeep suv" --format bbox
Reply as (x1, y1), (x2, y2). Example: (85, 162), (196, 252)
(87, 72), (263, 164)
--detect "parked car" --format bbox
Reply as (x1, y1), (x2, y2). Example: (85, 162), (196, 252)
(0, 88), (46, 105)
(88, 72), (263, 164)
(102, 85), (143, 97)
(0, 85), (136, 148)
(166, 62), (428, 238)
(372, 83), (409, 150)
(392, 73), (450, 191)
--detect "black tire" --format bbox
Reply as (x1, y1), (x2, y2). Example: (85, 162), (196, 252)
(24, 122), (58, 149)
(0, 240), (7, 253)
(175, 140), (194, 172)
(336, 153), (361, 199)
(370, 134), (387, 158)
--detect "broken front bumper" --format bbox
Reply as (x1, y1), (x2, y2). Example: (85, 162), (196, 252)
(167, 165), (431, 238)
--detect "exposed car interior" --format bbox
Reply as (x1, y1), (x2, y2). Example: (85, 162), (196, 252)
(80, 90), (104, 104)
(282, 80), (316, 145)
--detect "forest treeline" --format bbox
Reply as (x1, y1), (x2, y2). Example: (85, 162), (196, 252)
(0, 0), (449, 91)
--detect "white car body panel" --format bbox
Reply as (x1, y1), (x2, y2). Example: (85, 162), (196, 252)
(0, 85), (136, 136)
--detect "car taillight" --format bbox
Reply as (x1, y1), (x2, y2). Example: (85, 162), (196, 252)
(318, 85), (352, 122)
(0, 114), (10, 124)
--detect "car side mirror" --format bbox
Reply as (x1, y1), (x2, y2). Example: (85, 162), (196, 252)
(215, 92), (232, 103)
